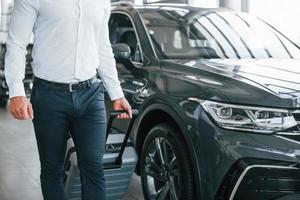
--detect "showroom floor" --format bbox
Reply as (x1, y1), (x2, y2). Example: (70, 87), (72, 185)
(0, 106), (144, 200)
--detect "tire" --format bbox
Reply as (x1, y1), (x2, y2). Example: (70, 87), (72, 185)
(141, 123), (194, 200)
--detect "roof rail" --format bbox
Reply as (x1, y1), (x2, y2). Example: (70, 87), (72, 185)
(111, 0), (135, 7)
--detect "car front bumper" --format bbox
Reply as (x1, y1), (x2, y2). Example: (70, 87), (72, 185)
(187, 105), (300, 200)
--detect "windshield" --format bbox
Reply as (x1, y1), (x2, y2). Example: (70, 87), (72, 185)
(140, 8), (300, 59)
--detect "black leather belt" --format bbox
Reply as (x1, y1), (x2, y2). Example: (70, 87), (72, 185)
(33, 75), (98, 92)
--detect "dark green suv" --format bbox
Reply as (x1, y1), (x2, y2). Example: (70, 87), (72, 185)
(107, 2), (300, 200)
(1, 2), (300, 199)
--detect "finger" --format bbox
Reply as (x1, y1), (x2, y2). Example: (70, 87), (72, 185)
(120, 113), (125, 119)
(10, 107), (16, 118)
(15, 109), (22, 120)
(10, 109), (19, 120)
(9, 104), (18, 119)
(21, 106), (29, 120)
(124, 113), (129, 119)
(13, 106), (22, 119)
(17, 109), (25, 120)
(28, 103), (34, 119)
(123, 112), (129, 119)
(123, 102), (132, 118)
(128, 108), (133, 119)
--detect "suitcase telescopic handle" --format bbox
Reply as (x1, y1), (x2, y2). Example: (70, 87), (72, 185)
(106, 109), (138, 142)
(110, 109), (139, 117)
(106, 109), (139, 167)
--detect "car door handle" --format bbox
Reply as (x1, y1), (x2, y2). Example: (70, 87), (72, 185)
(132, 80), (145, 87)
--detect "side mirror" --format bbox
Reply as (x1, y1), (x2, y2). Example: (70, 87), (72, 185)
(112, 43), (131, 60)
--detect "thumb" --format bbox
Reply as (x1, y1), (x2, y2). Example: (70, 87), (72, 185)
(126, 105), (133, 119)
(28, 103), (34, 119)
(123, 101), (132, 119)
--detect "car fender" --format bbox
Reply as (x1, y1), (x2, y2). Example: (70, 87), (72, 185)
(132, 96), (203, 199)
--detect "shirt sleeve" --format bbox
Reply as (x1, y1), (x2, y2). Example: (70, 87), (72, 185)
(96, 3), (124, 101)
(4, 0), (38, 98)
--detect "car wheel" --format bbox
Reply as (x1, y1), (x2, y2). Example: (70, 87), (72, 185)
(141, 123), (194, 200)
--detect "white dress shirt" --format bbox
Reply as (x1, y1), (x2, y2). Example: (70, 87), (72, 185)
(4, 0), (124, 101)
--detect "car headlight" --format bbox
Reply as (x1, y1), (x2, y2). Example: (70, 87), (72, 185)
(191, 99), (297, 133)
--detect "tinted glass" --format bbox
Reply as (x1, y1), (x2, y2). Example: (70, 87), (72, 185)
(140, 8), (300, 59)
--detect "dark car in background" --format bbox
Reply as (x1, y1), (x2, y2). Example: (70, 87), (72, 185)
(107, 2), (300, 200)
(1, 2), (300, 199)
(0, 43), (34, 106)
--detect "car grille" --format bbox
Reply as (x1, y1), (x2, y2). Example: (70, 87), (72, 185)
(215, 159), (300, 200)
(234, 167), (300, 200)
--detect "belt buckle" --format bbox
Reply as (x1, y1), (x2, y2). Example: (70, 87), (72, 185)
(69, 83), (75, 92)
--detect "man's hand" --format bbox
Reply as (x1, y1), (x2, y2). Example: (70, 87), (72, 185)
(9, 96), (34, 120)
(112, 97), (132, 119)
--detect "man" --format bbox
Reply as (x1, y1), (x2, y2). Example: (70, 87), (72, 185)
(4, 0), (132, 199)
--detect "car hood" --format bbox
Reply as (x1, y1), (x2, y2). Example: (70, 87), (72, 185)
(160, 59), (300, 108)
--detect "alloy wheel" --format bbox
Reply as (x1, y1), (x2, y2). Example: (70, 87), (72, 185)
(143, 137), (180, 200)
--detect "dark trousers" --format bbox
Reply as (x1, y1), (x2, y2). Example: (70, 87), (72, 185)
(30, 79), (107, 200)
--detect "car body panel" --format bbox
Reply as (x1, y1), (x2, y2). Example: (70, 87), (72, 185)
(108, 4), (300, 200)
(179, 99), (300, 199)
(161, 58), (300, 108)
(132, 98), (203, 199)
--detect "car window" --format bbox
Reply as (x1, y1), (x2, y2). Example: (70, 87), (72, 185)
(109, 13), (143, 63)
(140, 9), (300, 59)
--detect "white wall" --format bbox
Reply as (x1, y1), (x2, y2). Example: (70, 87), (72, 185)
(219, 0), (241, 10)
(248, 0), (300, 45)
(189, 0), (219, 7)
(218, 0), (300, 45)
(135, 0), (143, 5)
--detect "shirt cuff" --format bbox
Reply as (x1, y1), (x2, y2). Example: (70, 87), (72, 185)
(106, 86), (124, 101)
(8, 82), (26, 99)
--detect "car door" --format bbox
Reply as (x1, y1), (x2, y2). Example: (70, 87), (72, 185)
(104, 12), (147, 131)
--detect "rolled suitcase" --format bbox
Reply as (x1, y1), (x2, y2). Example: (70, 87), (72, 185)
(64, 110), (139, 200)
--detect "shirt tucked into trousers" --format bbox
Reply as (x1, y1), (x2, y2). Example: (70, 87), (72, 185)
(32, 80), (107, 200)
(4, 0), (124, 199)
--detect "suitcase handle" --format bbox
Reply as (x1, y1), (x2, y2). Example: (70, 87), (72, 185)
(64, 110), (139, 170)
(110, 109), (139, 117)
(106, 109), (139, 167)
(106, 109), (138, 142)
